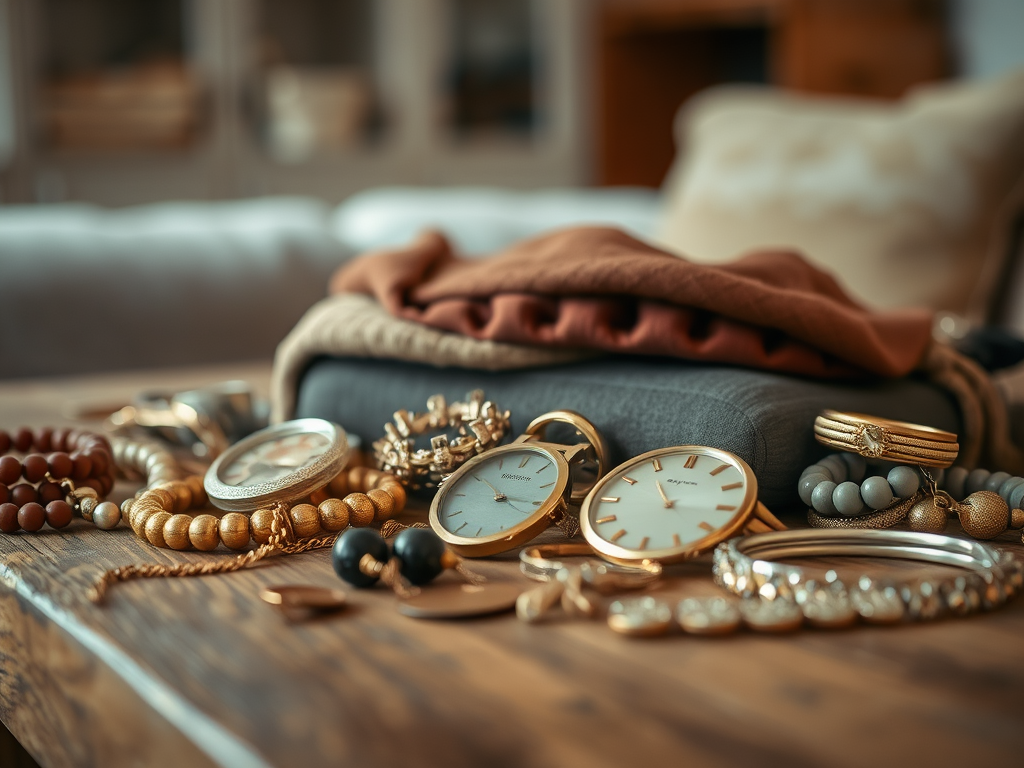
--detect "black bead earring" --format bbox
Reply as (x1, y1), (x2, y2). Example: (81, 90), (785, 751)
(332, 527), (484, 594)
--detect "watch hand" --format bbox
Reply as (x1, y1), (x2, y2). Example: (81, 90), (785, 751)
(475, 475), (507, 501)
(655, 480), (674, 509)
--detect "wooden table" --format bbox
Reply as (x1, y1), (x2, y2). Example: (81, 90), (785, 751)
(1, 364), (1023, 768)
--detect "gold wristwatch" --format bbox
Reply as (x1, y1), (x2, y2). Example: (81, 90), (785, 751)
(429, 410), (608, 557)
(580, 445), (786, 565)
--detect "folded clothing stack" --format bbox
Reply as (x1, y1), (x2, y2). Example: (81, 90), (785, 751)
(274, 226), (1018, 510)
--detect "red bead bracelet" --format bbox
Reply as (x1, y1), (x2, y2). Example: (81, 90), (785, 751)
(0, 426), (117, 534)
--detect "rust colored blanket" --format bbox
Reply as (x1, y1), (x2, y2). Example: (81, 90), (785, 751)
(330, 227), (934, 378)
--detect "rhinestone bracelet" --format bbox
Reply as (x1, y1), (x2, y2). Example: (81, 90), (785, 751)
(711, 528), (1022, 628)
(596, 529), (1022, 637)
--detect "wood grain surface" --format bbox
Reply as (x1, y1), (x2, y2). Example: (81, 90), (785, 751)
(1, 364), (1023, 768)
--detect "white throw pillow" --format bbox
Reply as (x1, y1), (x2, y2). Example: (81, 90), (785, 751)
(657, 71), (1024, 321)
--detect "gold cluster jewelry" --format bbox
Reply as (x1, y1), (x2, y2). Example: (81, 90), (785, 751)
(374, 389), (510, 491)
(121, 465), (406, 552)
(516, 543), (663, 623)
(814, 410), (958, 468)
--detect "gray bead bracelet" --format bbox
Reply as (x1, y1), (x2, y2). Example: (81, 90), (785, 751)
(799, 454), (933, 518)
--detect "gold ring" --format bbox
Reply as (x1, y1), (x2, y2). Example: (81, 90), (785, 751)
(814, 410), (958, 468)
(519, 543), (662, 585)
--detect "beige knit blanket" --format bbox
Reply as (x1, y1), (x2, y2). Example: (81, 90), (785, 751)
(271, 293), (591, 423)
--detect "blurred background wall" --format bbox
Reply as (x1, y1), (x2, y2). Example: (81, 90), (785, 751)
(0, 0), (1021, 207)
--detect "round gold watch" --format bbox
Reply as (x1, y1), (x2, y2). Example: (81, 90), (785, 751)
(428, 410), (608, 557)
(580, 445), (786, 566)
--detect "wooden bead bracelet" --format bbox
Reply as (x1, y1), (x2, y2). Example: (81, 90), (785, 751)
(0, 426), (118, 533)
(91, 465), (409, 603)
(121, 465), (407, 552)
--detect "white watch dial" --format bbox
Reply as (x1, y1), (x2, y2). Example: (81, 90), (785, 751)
(586, 451), (748, 552)
(438, 448), (559, 538)
(205, 418), (349, 512)
(219, 432), (330, 488)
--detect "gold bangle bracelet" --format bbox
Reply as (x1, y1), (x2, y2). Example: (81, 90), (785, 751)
(814, 424), (959, 453)
(814, 410), (958, 468)
(814, 434), (958, 465)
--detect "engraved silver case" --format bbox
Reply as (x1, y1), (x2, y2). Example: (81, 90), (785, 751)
(204, 418), (349, 511)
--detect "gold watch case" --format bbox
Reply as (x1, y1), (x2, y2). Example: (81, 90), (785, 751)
(580, 445), (785, 566)
(429, 409), (607, 557)
(429, 441), (572, 557)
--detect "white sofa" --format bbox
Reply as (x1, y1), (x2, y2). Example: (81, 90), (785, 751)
(0, 188), (662, 380)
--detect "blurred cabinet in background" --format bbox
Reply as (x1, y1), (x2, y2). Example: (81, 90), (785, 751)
(0, 0), (952, 203)
(255, 0), (379, 162)
(596, 0), (949, 186)
(39, 0), (198, 152)
(0, 0), (589, 205)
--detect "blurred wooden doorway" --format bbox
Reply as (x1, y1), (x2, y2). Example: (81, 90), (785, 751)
(595, 0), (948, 187)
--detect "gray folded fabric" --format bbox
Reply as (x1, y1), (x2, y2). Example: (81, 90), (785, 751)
(295, 355), (960, 509)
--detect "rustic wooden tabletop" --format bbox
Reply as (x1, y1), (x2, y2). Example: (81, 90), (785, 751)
(1, 363), (1022, 768)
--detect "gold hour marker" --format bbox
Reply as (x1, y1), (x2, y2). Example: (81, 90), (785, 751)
(721, 482), (743, 491)
(532, 501), (542, 506)
(716, 504), (737, 511)
(699, 521), (715, 532)
(623, 476), (638, 485)
(475, 527), (482, 536)
(638, 537), (649, 550)
(539, 481), (555, 489)
(455, 522), (467, 533)
(710, 463), (730, 476)
(653, 459), (662, 472)
(672, 533), (682, 547)
(449, 510), (464, 517)
(684, 454), (698, 469)
(499, 458), (504, 470)
(596, 515), (617, 524)
(610, 529), (627, 542)
(600, 496), (620, 503)
(454, 493), (466, 497)
(519, 455), (531, 469)
(536, 464), (550, 474)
